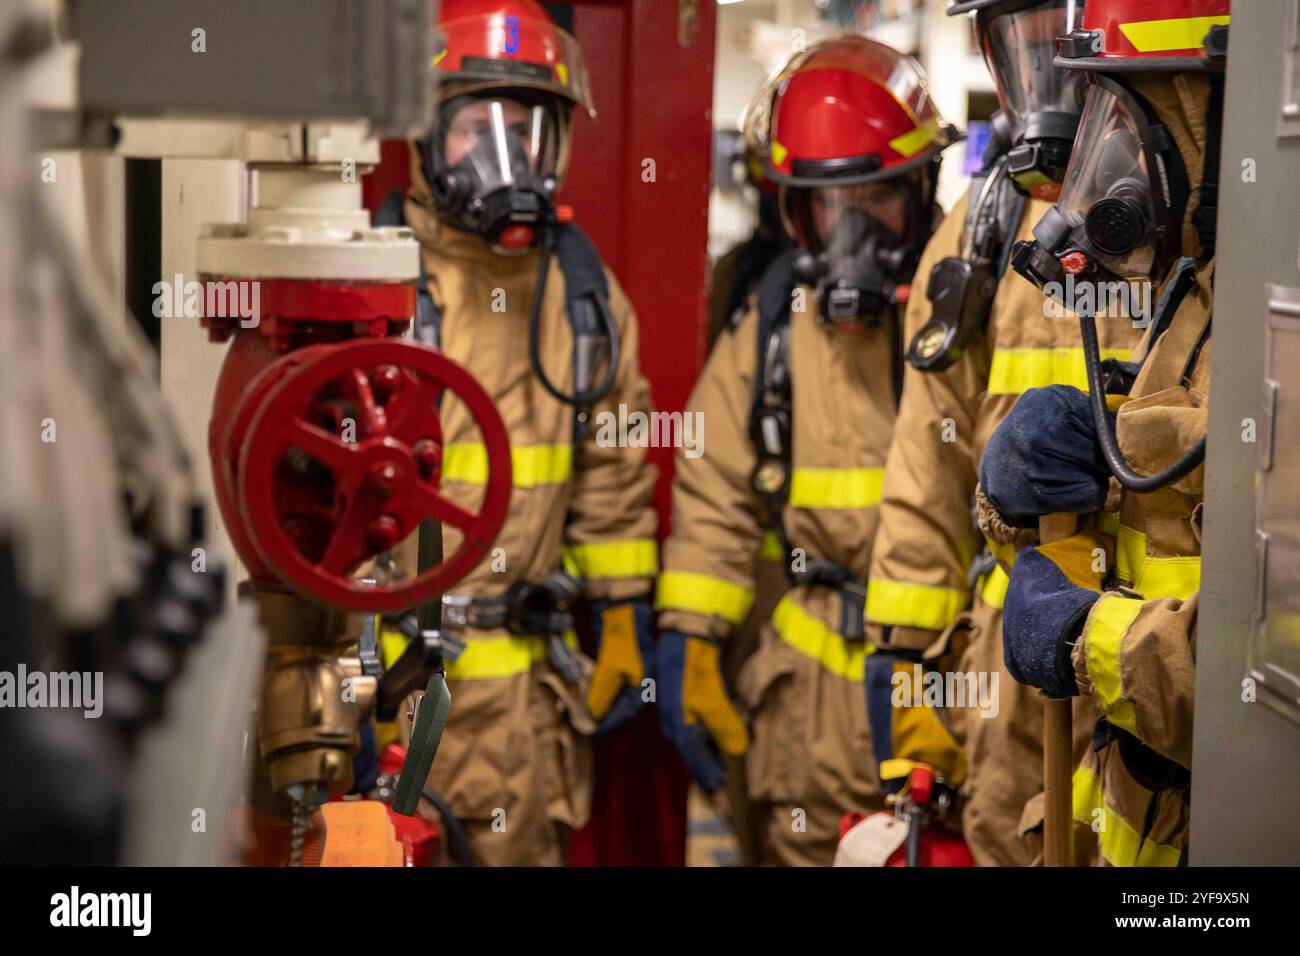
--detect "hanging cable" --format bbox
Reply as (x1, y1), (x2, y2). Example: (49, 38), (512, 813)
(528, 225), (621, 408)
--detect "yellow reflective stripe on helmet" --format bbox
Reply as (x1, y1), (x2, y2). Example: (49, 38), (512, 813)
(889, 125), (934, 159)
(444, 631), (578, 681)
(563, 538), (658, 579)
(788, 466), (884, 510)
(656, 570), (754, 625)
(987, 347), (1133, 395)
(1072, 764), (1181, 867)
(981, 563), (1010, 609)
(759, 530), (785, 562)
(866, 578), (968, 631)
(1119, 16), (1230, 54)
(1083, 593), (1143, 736)
(442, 442), (572, 488)
(772, 595), (872, 681)
(1115, 524), (1200, 601)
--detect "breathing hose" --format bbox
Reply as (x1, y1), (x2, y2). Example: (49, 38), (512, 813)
(1079, 309), (1206, 493)
(528, 226), (621, 408)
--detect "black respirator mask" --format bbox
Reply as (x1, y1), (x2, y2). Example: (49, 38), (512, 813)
(788, 190), (924, 326)
(978, 0), (1087, 198)
(1011, 74), (1189, 294)
(423, 93), (563, 253)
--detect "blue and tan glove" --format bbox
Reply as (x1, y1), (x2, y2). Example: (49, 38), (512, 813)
(1003, 531), (1113, 699)
(864, 651), (969, 798)
(979, 385), (1112, 526)
(587, 597), (655, 736)
(655, 631), (749, 793)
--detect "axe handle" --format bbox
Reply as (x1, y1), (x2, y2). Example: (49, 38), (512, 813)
(1039, 512), (1076, 867)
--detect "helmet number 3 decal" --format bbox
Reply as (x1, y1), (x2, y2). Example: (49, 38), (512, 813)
(501, 15), (520, 55)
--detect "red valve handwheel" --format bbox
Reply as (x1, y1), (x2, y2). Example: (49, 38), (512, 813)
(236, 339), (511, 612)
(214, 343), (334, 580)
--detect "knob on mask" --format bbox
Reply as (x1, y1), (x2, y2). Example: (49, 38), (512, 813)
(1083, 130), (1151, 257)
(1085, 191), (1148, 256)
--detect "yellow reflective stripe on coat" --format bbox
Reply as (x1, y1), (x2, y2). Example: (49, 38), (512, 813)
(772, 595), (872, 681)
(1072, 764), (1181, 867)
(1115, 525), (1200, 601)
(1083, 593), (1143, 736)
(987, 347), (1132, 395)
(442, 442), (572, 488)
(379, 621), (409, 669)
(865, 578), (968, 631)
(656, 570), (754, 625)
(444, 631), (578, 681)
(981, 563), (1010, 609)
(1119, 15), (1230, 53)
(563, 538), (658, 579)
(788, 466), (884, 510)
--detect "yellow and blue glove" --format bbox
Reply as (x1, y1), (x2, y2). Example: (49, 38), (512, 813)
(864, 649), (968, 798)
(1003, 531), (1112, 699)
(979, 385), (1112, 525)
(587, 597), (655, 736)
(654, 631), (749, 793)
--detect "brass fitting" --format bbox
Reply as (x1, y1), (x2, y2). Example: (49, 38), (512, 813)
(243, 583), (378, 804)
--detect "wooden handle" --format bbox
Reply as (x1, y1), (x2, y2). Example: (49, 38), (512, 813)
(1039, 512), (1076, 867)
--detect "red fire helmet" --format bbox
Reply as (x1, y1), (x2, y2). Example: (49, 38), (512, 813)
(434, 0), (595, 116)
(1055, 0), (1230, 73)
(760, 36), (957, 188)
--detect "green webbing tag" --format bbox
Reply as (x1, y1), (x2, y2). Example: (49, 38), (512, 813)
(392, 670), (451, 817)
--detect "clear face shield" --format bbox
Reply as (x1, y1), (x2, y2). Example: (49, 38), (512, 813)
(1011, 76), (1183, 294)
(1051, 83), (1160, 277)
(979, 0), (1087, 197)
(785, 178), (922, 324)
(426, 93), (564, 251)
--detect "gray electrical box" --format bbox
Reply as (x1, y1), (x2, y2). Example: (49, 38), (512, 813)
(71, 0), (436, 138)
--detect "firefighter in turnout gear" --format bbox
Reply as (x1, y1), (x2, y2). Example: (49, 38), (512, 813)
(656, 36), (956, 865)
(978, 0), (1230, 866)
(380, 0), (659, 865)
(863, 0), (1147, 866)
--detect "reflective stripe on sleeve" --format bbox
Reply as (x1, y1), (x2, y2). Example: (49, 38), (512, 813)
(866, 578), (969, 631)
(788, 466), (884, 510)
(1082, 593), (1144, 736)
(563, 538), (659, 579)
(655, 570), (754, 625)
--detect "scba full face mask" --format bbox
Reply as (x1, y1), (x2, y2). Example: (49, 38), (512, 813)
(1012, 74), (1189, 290)
(425, 92), (565, 253)
(786, 178), (925, 325)
(975, 0), (1088, 198)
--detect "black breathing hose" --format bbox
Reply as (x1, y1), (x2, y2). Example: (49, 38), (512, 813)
(528, 227), (621, 407)
(1079, 309), (1206, 493)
